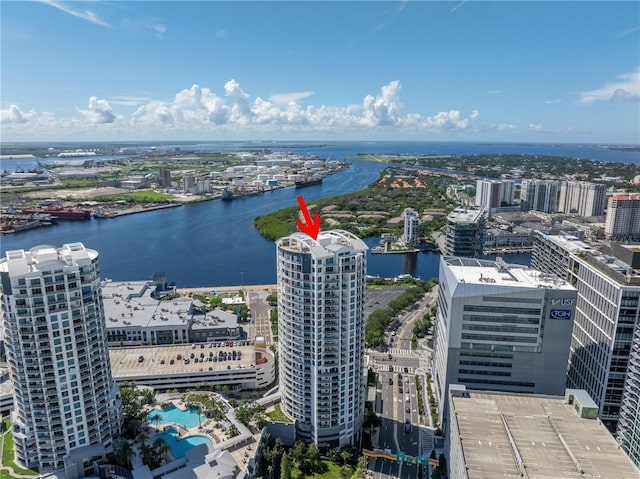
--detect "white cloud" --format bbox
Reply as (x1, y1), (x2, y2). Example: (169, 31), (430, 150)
(38, 1), (110, 27)
(578, 69), (640, 104)
(487, 90), (502, 95)
(544, 99), (562, 104)
(362, 80), (403, 126)
(150, 23), (166, 39)
(498, 123), (517, 131)
(2, 80), (498, 139)
(224, 80), (254, 124)
(0, 105), (32, 124)
(529, 123), (545, 132)
(269, 92), (314, 105)
(77, 96), (117, 124)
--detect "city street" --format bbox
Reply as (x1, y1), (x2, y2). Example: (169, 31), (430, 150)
(365, 285), (439, 478)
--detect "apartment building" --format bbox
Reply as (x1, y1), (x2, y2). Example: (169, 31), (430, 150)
(520, 179), (561, 213)
(0, 244), (123, 474)
(402, 208), (419, 245)
(558, 180), (607, 217)
(605, 194), (640, 241)
(276, 230), (367, 448)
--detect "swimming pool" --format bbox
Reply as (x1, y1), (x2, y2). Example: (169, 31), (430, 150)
(146, 405), (205, 429)
(154, 427), (211, 459)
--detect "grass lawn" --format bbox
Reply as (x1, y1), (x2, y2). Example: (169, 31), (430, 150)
(267, 403), (293, 423)
(1, 420), (38, 477)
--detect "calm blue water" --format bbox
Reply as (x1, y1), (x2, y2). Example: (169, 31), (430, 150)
(0, 142), (631, 286)
(154, 428), (211, 459)
(147, 405), (205, 429)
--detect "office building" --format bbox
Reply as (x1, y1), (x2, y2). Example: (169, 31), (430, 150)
(618, 321), (640, 468)
(432, 256), (576, 421)
(0, 244), (123, 473)
(444, 207), (486, 258)
(558, 180), (607, 217)
(605, 194), (640, 241)
(447, 386), (640, 479)
(276, 230), (367, 448)
(520, 179), (561, 213)
(402, 208), (419, 245)
(531, 233), (640, 430)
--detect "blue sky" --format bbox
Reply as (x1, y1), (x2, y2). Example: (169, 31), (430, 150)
(1, 1), (639, 143)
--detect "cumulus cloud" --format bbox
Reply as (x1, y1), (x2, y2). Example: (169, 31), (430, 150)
(498, 123), (517, 131)
(529, 123), (545, 132)
(362, 80), (403, 126)
(77, 96), (117, 124)
(0, 105), (32, 124)
(224, 80), (254, 124)
(544, 99), (562, 104)
(578, 69), (640, 104)
(3, 80), (496, 139)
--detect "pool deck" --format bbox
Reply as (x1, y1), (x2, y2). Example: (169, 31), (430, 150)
(147, 397), (261, 474)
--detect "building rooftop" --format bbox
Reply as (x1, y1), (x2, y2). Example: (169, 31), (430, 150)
(109, 342), (260, 380)
(444, 256), (573, 290)
(102, 280), (238, 330)
(537, 233), (640, 285)
(277, 230), (368, 259)
(450, 389), (640, 479)
(447, 206), (486, 224)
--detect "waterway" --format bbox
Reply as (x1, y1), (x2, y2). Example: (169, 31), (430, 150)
(1, 141), (635, 286)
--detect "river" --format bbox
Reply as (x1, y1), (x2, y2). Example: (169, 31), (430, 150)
(1, 141), (636, 286)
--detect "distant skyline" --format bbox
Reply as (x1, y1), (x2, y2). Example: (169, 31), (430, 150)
(1, 1), (639, 144)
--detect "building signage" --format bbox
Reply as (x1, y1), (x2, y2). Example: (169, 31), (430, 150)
(551, 298), (575, 306)
(550, 309), (572, 320)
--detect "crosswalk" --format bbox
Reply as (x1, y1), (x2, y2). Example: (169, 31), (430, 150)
(375, 364), (416, 374)
(389, 347), (416, 356)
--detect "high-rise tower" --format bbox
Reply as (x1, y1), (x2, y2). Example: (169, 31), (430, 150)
(276, 230), (367, 448)
(0, 243), (123, 473)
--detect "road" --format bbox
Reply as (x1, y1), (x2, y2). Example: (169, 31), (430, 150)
(366, 285), (439, 479)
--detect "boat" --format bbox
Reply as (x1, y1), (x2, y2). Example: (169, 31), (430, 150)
(93, 209), (115, 219)
(295, 176), (323, 188)
(21, 206), (91, 220)
(221, 188), (264, 201)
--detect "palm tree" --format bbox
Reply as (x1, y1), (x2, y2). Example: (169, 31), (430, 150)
(149, 412), (163, 431)
(112, 436), (135, 468)
(152, 437), (172, 465)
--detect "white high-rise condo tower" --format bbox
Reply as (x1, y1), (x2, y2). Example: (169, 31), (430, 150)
(0, 244), (123, 474)
(276, 230), (367, 448)
(402, 208), (419, 245)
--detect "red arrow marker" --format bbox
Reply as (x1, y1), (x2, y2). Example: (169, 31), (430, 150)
(296, 195), (321, 240)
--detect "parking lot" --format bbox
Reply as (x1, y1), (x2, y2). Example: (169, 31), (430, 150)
(365, 287), (408, 313)
(110, 341), (257, 378)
